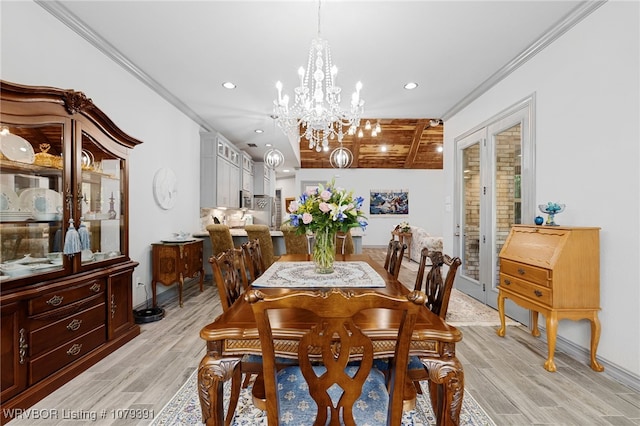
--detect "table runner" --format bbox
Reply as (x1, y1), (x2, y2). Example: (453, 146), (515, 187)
(251, 261), (386, 288)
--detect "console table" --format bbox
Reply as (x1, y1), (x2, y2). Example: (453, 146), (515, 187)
(391, 229), (412, 260)
(151, 239), (204, 308)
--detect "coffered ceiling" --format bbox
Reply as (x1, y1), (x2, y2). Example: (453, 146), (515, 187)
(37, 0), (593, 176)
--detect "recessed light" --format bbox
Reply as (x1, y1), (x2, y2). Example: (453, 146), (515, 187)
(436, 146), (443, 153)
(222, 82), (236, 89)
(404, 82), (418, 90)
(265, 143), (273, 147)
(381, 145), (387, 152)
(254, 129), (263, 134)
(282, 169), (290, 173)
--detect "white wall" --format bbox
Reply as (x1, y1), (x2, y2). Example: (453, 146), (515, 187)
(1, 2), (203, 307)
(443, 1), (639, 378)
(282, 168), (444, 246)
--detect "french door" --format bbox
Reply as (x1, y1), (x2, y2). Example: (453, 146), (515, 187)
(454, 96), (535, 325)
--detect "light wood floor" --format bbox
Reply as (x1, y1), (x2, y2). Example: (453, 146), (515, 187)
(8, 250), (639, 425)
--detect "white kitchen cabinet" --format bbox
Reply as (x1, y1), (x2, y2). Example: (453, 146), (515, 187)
(200, 132), (240, 207)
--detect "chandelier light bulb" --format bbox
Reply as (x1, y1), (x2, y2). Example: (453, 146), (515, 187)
(375, 121), (381, 133)
(358, 129), (364, 138)
(365, 120), (371, 130)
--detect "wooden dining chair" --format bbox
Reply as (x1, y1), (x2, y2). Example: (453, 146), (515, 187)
(408, 248), (462, 393)
(246, 287), (426, 426)
(209, 247), (252, 425)
(241, 238), (266, 284)
(383, 239), (407, 278)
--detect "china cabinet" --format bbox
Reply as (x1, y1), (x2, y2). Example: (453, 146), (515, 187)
(0, 81), (142, 423)
(497, 225), (602, 372)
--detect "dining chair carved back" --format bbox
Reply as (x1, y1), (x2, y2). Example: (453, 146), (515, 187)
(383, 239), (407, 279)
(206, 224), (235, 257)
(208, 247), (252, 425)
(241, 238), (265, 284)
(246, 288), (426, 426)
(210, 247), (249, 312)
(244, 224), (277, 269)
(408, 248), (462, 394)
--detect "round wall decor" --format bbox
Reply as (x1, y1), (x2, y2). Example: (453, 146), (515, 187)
(153, 167), (177, 210)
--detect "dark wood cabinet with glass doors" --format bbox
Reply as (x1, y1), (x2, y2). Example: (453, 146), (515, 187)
(0, 81), (142, 424)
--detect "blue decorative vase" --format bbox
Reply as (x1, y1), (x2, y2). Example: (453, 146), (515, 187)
(534, 216), (544, 225)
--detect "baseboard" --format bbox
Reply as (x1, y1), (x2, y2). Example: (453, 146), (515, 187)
(538, 326), (640, 392)
(133, 277), (204, 311)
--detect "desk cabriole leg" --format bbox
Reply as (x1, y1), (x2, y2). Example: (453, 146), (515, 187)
(544, 312), (558, 372)
(497, 291), (506, 337)
(178, 273), (185, 308)
(421, 344), (464, 426)
(531, 310), (541, 337)
(589, 312), (604, 372)
(198, 352), (241, 426)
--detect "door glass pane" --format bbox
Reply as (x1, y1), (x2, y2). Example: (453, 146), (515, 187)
(0, 123), (65, 279)
(494, 123), (522, 288)
(462, 143), (480, 281)
(80, 131), (123, 262)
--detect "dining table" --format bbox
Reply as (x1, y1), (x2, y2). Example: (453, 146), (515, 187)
(197, 254), (464, 426)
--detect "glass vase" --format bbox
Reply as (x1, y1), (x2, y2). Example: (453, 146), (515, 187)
(313, 228), (336, 274)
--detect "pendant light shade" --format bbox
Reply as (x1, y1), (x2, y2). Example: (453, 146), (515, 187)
(329, 145), (353, 169)
(264, 148), (284, 169)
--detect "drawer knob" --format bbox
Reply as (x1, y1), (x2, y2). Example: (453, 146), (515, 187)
(534, 290), (543, 297)
(90, 283), (101, 293)
(46, 295), (64, 306)
(67, 344), (82, 356)
(504, 279), (511, 285)
(67, 319), (83, 331)
(517, 268), (526, 275)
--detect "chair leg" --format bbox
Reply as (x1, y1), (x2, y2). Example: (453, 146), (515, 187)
(242, 372), (254, 388)
(226, 365), (242, 426)
(413, 380), (424, 394)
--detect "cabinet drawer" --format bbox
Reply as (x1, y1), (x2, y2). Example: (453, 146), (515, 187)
(500, 273), (552, 305)
(29, 325), (106, 385)
(29, 280), (105, 315)
(501, 259), (551, 287)
(29, 303), (105, 356)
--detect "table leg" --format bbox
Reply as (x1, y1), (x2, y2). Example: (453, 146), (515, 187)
(421, 344), (464, 426)
(178, 273), (184, 308)
(198, 352), (242, 426)
(151, 279), (158, 308)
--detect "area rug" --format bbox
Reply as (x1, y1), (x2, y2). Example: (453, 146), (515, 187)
(151, 369), (496, 426)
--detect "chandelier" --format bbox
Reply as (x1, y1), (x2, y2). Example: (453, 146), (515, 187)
(273, 0), (364, 152)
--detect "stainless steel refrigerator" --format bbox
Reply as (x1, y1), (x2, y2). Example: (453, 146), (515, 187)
(251, 195), (276, 229)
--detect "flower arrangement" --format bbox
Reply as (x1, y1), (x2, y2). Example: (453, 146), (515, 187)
(397, 221), (411, 233)
(286, 179), (367, 273)
(286, 179), (368, 234)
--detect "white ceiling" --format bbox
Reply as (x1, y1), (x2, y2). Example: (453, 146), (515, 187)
(44, 0), (591, 176)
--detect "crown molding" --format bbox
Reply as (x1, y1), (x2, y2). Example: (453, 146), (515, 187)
(35, 0), (213, 132)
(442, 0), (607, 120)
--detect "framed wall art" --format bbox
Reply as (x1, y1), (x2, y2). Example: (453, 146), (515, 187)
(369, 189), (409, 215)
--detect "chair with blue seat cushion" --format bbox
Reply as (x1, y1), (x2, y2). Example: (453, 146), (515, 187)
(246, 287), (425, 425)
